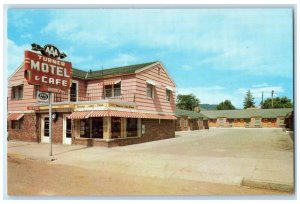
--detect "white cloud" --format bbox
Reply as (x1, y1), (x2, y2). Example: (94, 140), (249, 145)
(40, 9), (292, 78)
(236, 86), (284, 99)
(182, 65), (193, 71)
(252, 83), (269, 88)
(177, 84), (285, 109)
(7, 39), (30, 77)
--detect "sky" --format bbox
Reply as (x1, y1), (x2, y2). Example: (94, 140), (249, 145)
(7, 8), (294, 108)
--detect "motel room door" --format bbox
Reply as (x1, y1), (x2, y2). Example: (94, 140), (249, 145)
(41, 115), (49, 143)
(63, 114), (72, 145)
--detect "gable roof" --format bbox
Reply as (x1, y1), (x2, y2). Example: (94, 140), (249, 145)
(72, 61), (158, 80)
(201, 108), (293, 119)
(176, 109), (209, 120)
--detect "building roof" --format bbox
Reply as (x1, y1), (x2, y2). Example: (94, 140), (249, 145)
(201, 108), (293, 119)
(72, 61), (158, 80)
(175, 109), (209, 120)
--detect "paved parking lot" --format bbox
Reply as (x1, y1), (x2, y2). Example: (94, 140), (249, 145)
(7, 128), (294, 195)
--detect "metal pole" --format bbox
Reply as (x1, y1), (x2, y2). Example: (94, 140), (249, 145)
(49, 92), (52, 156)
(271, 90), (274, 108)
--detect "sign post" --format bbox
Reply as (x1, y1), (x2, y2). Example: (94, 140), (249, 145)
(49, 93), (52, 156)
(24, 43), (72, 157)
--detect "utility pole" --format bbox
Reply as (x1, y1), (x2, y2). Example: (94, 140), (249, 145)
(261, 91), (264, 107)
(271, 90), (274, 108)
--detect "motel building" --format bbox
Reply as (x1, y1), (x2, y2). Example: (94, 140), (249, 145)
(7, 61), (177, 147)
(201, 108), (293, 128)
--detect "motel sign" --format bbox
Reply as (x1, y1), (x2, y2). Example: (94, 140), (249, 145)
(24, 44), (72, 92)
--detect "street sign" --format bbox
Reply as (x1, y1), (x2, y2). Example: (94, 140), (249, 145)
(37, 91), (50, 104)
(24, 50), (72, 92)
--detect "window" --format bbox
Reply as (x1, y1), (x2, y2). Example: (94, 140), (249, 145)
(12, 85), (23, 100)
(111, 117), (121, 139)
(114, 82), (121, 97)
(105, 85), (113, 98)
(177, 119), (181, 127)
(184, 118), (188, 128)
(70, 82), (77, 102)
(147, 83), (154, 98)
(105, 82), (121, 98)
(12, 119), (24, 130)
(80, 118), (103, 139)
(33, 85), (39, 98)
(126, 118), (138, 137)
(166, 89), (171, 102)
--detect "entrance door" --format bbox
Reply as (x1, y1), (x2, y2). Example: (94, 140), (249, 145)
(63, 115), (72, 145)
(41, 115), (49, 143)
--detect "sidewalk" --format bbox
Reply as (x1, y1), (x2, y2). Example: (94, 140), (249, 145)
(7, 128), (294, 192)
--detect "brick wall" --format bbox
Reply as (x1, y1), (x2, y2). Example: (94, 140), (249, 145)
(8, 113), (38, 142)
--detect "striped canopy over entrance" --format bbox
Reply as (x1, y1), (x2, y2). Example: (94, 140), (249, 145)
(7, 113), (24, 121)
(68, 110), (177, 120)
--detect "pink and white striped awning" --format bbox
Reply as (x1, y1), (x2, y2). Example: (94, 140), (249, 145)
(68, 111), (91, 119)
(68, 110), (176, 120)
(7, 113), (24, 121)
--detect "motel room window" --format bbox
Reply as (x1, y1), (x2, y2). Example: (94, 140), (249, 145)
(177, 119), (181, 127)
(146, 83), (154, 98)
(12, 85), (24, 100)
(126, 118), (138, 137)
(278, 118), (285, 126)
(184, 118), (188, 128)
(11, 119), (24, 130)
(166, 89), (171, 102)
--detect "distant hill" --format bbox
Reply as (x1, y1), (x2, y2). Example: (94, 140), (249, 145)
(200, 104), (218, 110)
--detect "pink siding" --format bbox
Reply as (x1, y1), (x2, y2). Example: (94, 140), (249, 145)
(87, 75), (136, 101)
(8, 63), (176, 115)
(135, 64), (176, 113)
(8, 65), (37, 112)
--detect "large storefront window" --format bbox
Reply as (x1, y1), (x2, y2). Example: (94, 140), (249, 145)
(111, 117), (121, 139)
(126, 118), (137, 137)
(80, 118), (103, 139)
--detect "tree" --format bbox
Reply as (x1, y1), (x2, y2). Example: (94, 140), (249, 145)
(243, 90), (255, 109)
(216, 100), (236, 110)
(176, 94), (200, 111)
(262, 96), (293, 109)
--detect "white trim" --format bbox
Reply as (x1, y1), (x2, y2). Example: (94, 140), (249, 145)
(8, 63), (24, 81)
(135, 61), (176, 87)
(166, 86), (174, 92)
(146, 79), (156, 86)
(63, 114), (72, 145)
(41, 114), (49, 143)
(114, 79), (121, 84)
(8, 81), (25, 88)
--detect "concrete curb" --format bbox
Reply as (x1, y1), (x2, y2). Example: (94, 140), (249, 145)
(242, 178), (294, 192)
